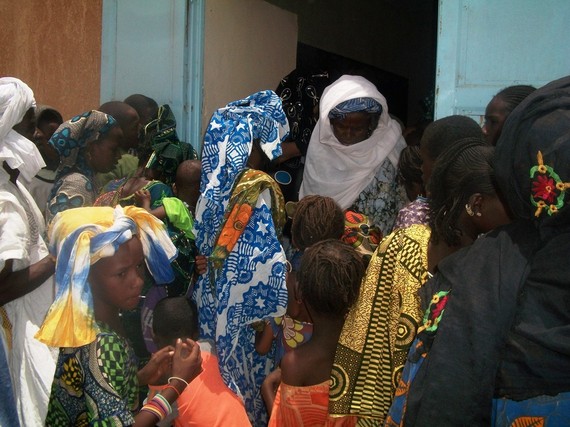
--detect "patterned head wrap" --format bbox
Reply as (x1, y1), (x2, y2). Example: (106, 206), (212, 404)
(0, 77), (45, 182)
(197, 89), (289, 230)
(50, 110), (117, 187)
(142, 104), (198, 185)
(36, 205), (177, 348)
(495, 75), (570, 228)
(328, 97), (383, 120)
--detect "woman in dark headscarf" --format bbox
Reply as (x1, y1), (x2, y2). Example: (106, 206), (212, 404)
(388, 75), (570, 426)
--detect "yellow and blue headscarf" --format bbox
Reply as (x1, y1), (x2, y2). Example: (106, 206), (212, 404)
(36, 206), (177, 348)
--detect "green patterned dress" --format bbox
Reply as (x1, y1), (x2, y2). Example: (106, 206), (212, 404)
(45, 322), (139, 426)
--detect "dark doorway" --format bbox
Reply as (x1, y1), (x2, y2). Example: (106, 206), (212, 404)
(265, 0), (438, 127)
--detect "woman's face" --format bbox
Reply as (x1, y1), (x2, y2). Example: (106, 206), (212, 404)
(482, 96), (508, 146)
(331, 112), (376, 146)
(89, 236), (145, 313)
(88, 126), (122, 173)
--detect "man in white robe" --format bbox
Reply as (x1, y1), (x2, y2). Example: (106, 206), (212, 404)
(0, 77), (57, 426)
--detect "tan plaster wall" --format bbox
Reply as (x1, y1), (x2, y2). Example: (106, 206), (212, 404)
(0, 0), (103, 120)
(203, 0), (297, 130)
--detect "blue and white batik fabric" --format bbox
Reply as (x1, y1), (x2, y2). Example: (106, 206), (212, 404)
(193, 90), (289, 426)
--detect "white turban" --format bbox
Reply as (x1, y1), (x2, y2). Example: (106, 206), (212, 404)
(0, 77), (45, 182)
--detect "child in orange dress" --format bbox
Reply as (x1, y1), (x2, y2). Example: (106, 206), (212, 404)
(268, 239), (365, 426)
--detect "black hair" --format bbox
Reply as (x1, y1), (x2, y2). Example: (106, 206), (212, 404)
(176, 159), (201, 190)
(398, 145), (423, 187)
(428, 137), (497, 246)
(36, 108), (63, 127)
(152, 296), (198, 341)
(297, 239), (364, 317)
(124, 94), (159, 123)
(495, 85), (537, 114)
(291, 195), (345, 251)
(420, 115), (484, 161)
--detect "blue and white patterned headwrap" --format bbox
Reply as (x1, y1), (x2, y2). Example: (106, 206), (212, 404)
(193, 90), (289, 425)
(328, 97), (383, 120)
(36, 206), (177, 348)
(49, 110), (117, 196)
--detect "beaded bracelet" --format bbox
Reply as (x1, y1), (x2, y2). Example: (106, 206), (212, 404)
(168, 376), (189, 388)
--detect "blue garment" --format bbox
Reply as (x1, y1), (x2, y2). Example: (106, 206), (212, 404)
(492, 392), (570, 427)
(193, 90), (289, 426)
(0, 333), (20, 427)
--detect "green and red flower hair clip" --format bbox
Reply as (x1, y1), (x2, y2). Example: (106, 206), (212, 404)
(530, 150), (570, 217)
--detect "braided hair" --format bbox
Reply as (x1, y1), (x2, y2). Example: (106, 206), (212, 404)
(428, 137), (497, 246)
(291, 195), (345, 251)
(297, 239), (365, 317)
(398, 145), (423, 188)
(421, 115), (484, 160)
(495, 85), (537, 114)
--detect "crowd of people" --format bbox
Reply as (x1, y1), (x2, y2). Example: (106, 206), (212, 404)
(0, 70), (568, 427)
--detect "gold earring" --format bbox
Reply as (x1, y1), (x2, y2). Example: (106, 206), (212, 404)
(465, 204), (482, 217)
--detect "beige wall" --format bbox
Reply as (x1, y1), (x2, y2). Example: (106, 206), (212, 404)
(0, 0), (102, 120)
(203, 0), (297, 131)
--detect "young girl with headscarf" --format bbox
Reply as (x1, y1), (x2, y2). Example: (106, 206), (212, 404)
(46, 110), (122, 223)
(299, 75), (407, 236)
(36, 206), (202, 426)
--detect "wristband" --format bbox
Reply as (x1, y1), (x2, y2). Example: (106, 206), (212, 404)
(168, 376), (189, 388)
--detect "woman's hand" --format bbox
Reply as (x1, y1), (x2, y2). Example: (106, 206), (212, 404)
(137, 345), (175, 386)
(170, 338), (202, 388)
(195, 255), (207, 276)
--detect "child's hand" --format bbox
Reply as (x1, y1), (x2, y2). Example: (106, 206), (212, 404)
(261, 368), (282, 415)
(137, 345), (175, 386)
(195, 255), (207, 275)
(170, 338), (202, 388)
(134, 189), (151, 210)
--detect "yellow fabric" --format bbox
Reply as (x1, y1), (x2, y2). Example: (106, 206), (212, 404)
(330, 224), (431, 421)
(36, 206), (176, 348)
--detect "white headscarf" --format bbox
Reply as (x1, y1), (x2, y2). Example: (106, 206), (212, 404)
(0, 77), (45, 183)
(299, 75), (406, 209)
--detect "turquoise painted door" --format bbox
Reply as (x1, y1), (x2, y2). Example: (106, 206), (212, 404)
(101, 0), (205, 151)
(435, 0), (570, 123)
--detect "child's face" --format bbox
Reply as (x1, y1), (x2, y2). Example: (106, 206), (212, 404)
(89, 237), (145, 312)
